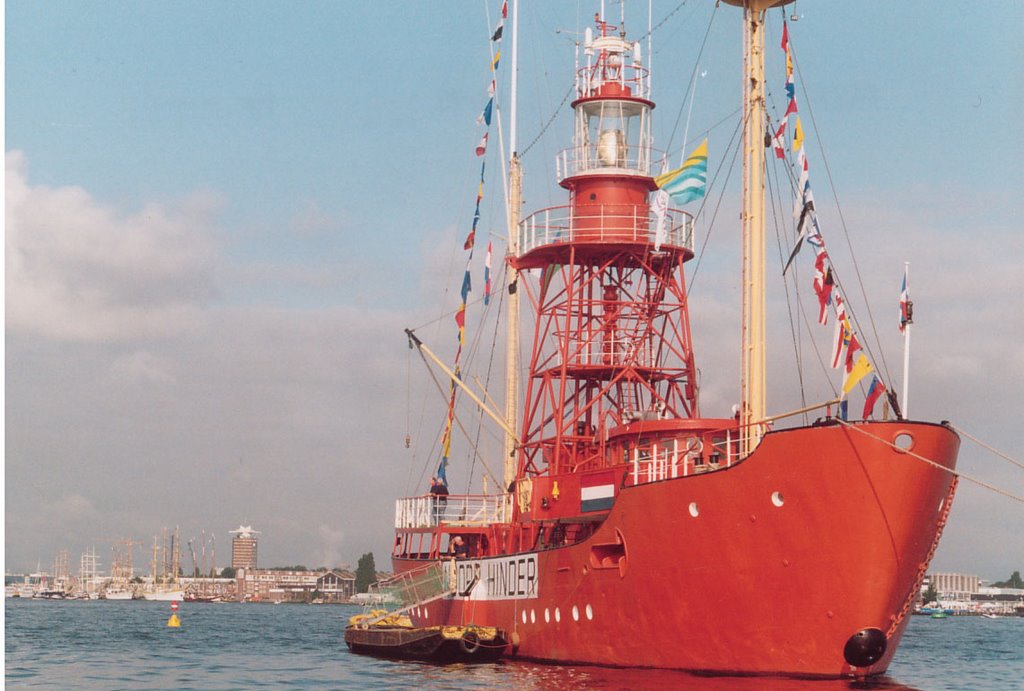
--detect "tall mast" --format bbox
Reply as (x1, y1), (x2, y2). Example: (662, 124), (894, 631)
(725, 1), (790, 456)
(503, 0), (521, 493)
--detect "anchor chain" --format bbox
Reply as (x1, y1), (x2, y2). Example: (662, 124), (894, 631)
(886, 476), (959, 638)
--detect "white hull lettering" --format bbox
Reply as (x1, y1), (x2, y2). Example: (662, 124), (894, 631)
(454, 555), (539, 600)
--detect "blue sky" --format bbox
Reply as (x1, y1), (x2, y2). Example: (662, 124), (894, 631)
(6, 1), (1023, 579)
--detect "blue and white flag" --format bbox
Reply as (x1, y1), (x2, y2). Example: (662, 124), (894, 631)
(654, 139), (707, 205)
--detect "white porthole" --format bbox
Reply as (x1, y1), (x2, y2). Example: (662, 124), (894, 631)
(688, 502), (699, 518)
(544, 608), (550, 623)
(424, 608), (429, 620)
(572, 605), (580, 621)
(521, 610), (527, 624)
(585, 604), (594, 620)
(530, 609), (536, 624)
(894, 432), (914, 452)
(555, 607), (561, 623)
(771, 491), (785, 508)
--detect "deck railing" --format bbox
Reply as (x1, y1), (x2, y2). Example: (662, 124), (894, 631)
(517, 204), (694, 257)
(625, 431), (739, 486)
(394, 493), (511, 529)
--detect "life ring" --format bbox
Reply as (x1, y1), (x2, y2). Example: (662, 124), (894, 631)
(459, 630), (481, 654)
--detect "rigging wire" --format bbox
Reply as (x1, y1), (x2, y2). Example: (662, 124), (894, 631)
(685, 113), (744, 293)
(663, 1), (717, 158)
(760, 24), (891, 405)
(765, 142), (809, 417)
(466, 242), (509, 492)
(519, 82), (575, 159)
(633, 0), (692, 43)
(789, 41), (895, 388)
(948, 424), (1024, 473)
(410, 331), (504, 490)
(835, 420), (1024, 505)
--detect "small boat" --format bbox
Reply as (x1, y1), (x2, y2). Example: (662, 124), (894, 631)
(930, 611), (949, 619)
(981, 613), (1001, 619)
(345, 611), (507, 662)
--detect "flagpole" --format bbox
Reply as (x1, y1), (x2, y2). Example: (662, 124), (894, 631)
(901, 261), (911, 418)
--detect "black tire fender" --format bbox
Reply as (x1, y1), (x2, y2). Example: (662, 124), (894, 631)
(460, 630), (480, 654)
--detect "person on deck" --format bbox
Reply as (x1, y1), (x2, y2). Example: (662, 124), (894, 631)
(450, 535), (469, 558)
(429, 477), (449, 525)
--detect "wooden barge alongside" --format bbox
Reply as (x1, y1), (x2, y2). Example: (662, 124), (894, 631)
(345, 611), (507, 662)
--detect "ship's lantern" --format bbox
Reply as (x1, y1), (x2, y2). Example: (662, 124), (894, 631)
(598, 129), (626, 167)
(576, 99), (649, 174)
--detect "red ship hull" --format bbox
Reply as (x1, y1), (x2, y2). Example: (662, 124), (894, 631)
(394, 420), (958, 677)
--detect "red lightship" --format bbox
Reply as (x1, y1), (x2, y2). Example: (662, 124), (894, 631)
(388, 2), (959, 677)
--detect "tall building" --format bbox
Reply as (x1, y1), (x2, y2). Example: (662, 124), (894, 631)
(229, 525), (260, 570)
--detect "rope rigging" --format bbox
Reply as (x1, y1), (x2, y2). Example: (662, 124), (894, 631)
(835, 419), (1024, 505)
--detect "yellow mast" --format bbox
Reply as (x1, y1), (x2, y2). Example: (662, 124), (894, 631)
(725, 1), (791, 456)
(504, 155), (521, 492)
(504, 0), (521, 498)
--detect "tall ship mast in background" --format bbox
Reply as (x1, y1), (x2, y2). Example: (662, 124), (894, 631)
(388, 1), (960, 677)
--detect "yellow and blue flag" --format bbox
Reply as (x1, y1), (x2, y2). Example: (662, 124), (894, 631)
(654, 139), (708, 205)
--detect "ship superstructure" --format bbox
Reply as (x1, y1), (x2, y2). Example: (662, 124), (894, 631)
(388, 3), (960, 677)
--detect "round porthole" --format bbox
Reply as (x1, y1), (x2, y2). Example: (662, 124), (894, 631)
(585, 604), (594, 620)
(771, 491), (785, 507)
(544, 608), (550, 623)
(894, 432), (914, 452)
(555, 607), (561, 623)
(688, 502), (699, 518)
(572, 605), (580, 621)
(530, 609), (536, 624)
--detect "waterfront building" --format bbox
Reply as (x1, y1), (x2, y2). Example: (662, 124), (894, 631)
(235, 568), (355, 602)
(929, 572), (980, 601)
(229, 525), (260, 570)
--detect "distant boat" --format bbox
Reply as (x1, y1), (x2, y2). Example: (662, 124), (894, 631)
(981, 613), (1001, 619)
(930, 611), (949, 619)
(33, 589), (67, 600)
(143, 589), (185, 601)
(102, 587), (134, 600)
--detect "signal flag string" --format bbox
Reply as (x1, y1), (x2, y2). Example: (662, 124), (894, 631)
(436, 0), (507, 489)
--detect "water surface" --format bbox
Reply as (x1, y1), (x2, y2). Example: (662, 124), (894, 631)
(6, 600), (1022, 689)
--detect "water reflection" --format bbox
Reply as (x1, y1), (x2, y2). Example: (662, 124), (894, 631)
(402, 659), (923, 691)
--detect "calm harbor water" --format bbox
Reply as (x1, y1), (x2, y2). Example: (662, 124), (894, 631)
(5, 599), (1022, 690)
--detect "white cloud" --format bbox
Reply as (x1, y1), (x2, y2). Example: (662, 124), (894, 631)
(5, 150), (219, 343)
